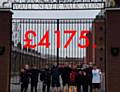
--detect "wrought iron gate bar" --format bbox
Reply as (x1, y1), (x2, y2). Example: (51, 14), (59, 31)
(11, 16), (105, 91)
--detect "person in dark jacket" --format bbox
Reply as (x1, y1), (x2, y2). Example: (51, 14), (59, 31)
(20, 65), (30, 92)
(51, 62), (61, 92)
(77, 69), (84, 92)
(82, 69), (89, 92)
(85, 63), (93, 92)
(41, 64), (51, 92)
(61, 62), (71, 92)
(30, 65), (40, 92)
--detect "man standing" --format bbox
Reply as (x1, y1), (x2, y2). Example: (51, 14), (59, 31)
(42, 64), (51, 92)
(85, 63), (93, 92)
(30, 65), (40, 92)
(76, 69), (83, 92)
(51, 62), (61, 92)
(82, 69), (89, 92)
(80, 63), (89, 92)
(92, 65), (102, 92)
(20, 64), (30, 92)
(68, 64), (78, 92)
(61, 62), (71, 92)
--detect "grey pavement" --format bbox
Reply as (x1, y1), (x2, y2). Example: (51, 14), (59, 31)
(10, 74), (105, 92)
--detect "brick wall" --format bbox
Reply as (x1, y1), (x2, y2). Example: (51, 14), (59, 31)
(106, 9), (120, 92)
(0, 10), (12, 92)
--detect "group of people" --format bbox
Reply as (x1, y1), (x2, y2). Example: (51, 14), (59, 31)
(20, 62), (102, 92)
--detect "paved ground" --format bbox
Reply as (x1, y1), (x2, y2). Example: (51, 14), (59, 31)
(10, 76), (59, 92)
(10, 82), (43, 92)
(10, 74), (105, 92)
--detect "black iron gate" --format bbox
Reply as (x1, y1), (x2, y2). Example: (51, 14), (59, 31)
(11, 17), (105, 92)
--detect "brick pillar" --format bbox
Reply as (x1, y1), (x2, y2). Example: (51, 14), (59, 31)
(106, 9), (120, 92)
(94, 18), (105, 71)
(0, 10), (12, 92)
(86, 32), (93, 63)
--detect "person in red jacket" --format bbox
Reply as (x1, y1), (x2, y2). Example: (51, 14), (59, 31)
(68, 64), (78, 92)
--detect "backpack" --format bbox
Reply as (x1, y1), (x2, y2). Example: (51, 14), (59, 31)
(70, 70), (77, 83)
